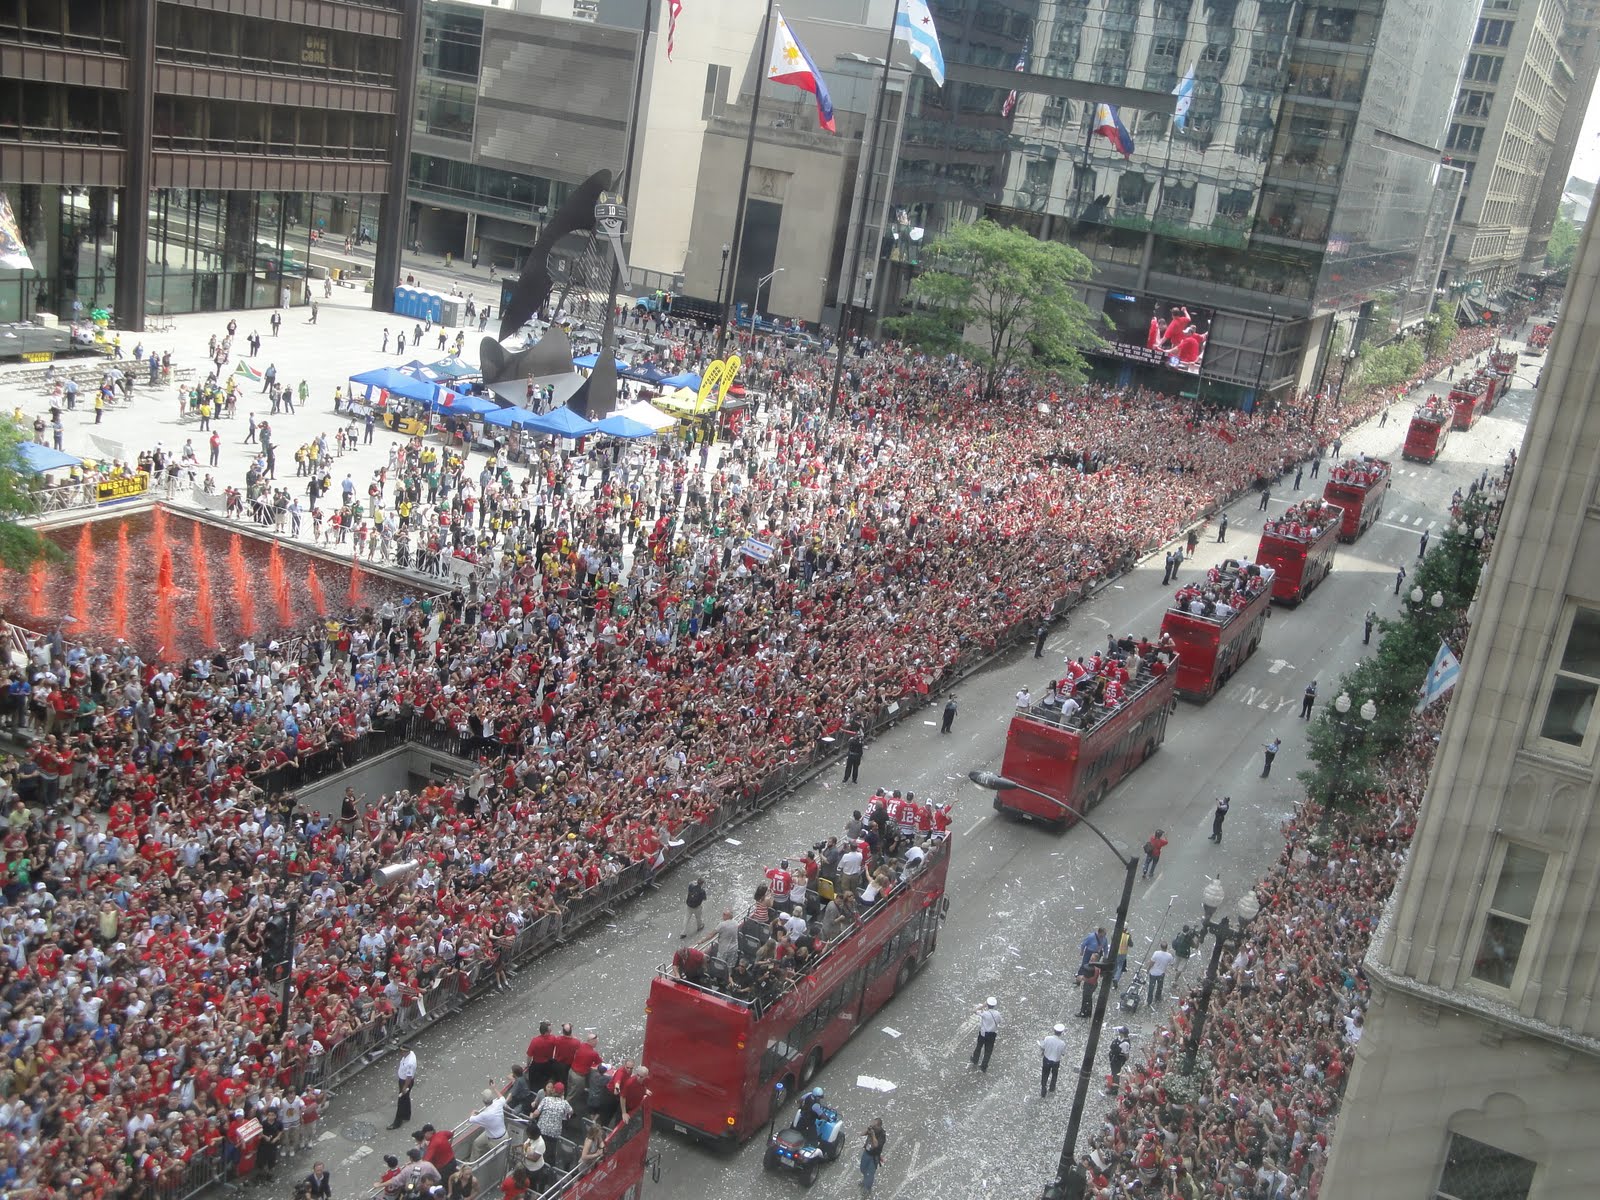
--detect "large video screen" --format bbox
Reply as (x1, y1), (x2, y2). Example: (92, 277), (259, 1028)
(1101, 293), (1214, 376)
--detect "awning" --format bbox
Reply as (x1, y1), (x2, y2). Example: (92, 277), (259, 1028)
(594, 414), (658, 439)
(574, 352), (628, 371)
(348, 366), (437, 405)
(613, 400), (677, 431)
(621, 364), (675, 385)
(482, 405), (541, 428)
(660, 371), (702, 391)
(17, 442), (82, 472)
(437, 392), (497, 415)
(525, 405), (599, 438)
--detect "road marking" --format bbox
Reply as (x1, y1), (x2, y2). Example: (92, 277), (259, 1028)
(887, 1141), (950, 1199)
(962, 815), (989, 837)
(1266, 659), (1294, 674)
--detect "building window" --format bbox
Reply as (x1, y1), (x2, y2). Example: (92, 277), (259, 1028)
(1469, 842), (1547, 989)
(1535, 605), (1600, 748)
(1435, 1133), (1536, 1200)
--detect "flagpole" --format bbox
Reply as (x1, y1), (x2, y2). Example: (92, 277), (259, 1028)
(717, 0), (778, 359)
(827, 8), (901, 418)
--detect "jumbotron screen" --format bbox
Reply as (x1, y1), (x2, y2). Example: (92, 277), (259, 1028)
(1101, 293), (1214, 376)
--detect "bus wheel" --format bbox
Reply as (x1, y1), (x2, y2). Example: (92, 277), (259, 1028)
(800, 1047), (823, 1085)
(1142, 738), (1156, 761)
(1093, 781), (1109, 810)
(992, 795), (1005, 813)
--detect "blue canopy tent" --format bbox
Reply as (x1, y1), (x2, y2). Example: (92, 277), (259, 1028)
(659, 371), (702, 391)
(574, 352), (628, 371)
(437, 392), (496, 415)
(423, 356), (480, 381)
(594, 414), (657, 439)
(17, 442), (82, 472)
(482, 405), (541, 428)
(620, 363), (674, 385)
(348, 366), (437, 406)
(526, 405), (599, 438)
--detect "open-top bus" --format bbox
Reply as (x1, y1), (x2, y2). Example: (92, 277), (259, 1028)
(1403, 402), (1451, 463)
(1321, 457), (1390, 542)
(1160, 560), (1275, 700)
(1255, 499), (1341, 604)
(642, 837), (951, 1145)
(994, 659), (1178, 828)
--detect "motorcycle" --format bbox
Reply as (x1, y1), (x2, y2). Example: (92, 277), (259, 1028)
(1120, 967), (1147, 1015)
(763, 1083), (842, 1188)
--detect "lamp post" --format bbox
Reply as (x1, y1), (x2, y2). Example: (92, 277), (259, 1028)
(1179, 878), (1260, 1077)
(748, 268), (784, 338)
(1325, 692), (1378, 819)
(715, 243), (730, 311)
(968, 770), (1138, 1200)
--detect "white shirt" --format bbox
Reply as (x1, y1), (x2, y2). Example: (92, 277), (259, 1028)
(1148, 949), (1176, 978)
(397, 1050), (418, 1082)
(1039, 1033), (1066, 1062)
(470, 1096), (508, 1140)
(838, 849), (864, 877)
(978, 1007), (1000, 1035)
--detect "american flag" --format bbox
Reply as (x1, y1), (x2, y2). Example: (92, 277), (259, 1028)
(667, 0), (682, 60)
(1001, 37), (1029, 118)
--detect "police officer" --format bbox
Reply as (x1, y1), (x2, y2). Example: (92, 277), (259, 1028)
(941, 696), (958, 734)
(843, 729), (864, 783)
(969, 998), (1000, 1072)
(1106, 1027), (1131, 1094)
(1038, 1023), (1066, 1097)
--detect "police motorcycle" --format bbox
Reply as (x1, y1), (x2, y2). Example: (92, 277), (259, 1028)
(763, 1080), (842, 1188)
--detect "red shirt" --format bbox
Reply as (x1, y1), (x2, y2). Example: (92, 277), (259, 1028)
(570, 1041), (602, 1076)
(526, 1033), (557, 1064)
(550, 1033), (580, 1069)
(765, 867), (792, 901)
(425, 1129), (455, 1168)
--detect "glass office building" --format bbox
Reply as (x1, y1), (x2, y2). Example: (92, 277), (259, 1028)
(890, 0), (1477, 403)
(0, 0), (418, 327)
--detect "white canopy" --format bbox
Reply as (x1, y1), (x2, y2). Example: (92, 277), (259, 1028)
(612, 399), (678, 431)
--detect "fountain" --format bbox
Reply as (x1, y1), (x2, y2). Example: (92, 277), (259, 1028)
(306, 564), (326, 616)
(0, 504), (417, 663)
(109, 522), (130, 641)
(191, 522), (217, 648)
(348, 561), (365, 608)
(70, 523), (93, 625)
(267, 543), (294, 629)
(228, 532), (255, 638)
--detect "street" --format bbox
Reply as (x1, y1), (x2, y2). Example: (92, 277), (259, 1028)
(244, 350), (1533, 1200)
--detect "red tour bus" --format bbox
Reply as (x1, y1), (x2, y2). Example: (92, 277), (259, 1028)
(1255, 499), (1341, 604)
(1449, 375), (1494, 430)
(1527, 324), (1553, 354)
(642, 836), (951, 1144)
(565, 1109), (652, 1200)
(993, 659), (1178, 828)
(1160, 559), (1274, 700)
(1321, 457), (1390, 542)
(1403, 403), (1451, 463)
(1488, 349), (1517, 400)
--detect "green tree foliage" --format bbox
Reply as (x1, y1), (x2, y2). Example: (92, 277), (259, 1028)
(1547, 210), (1580, 271)
(1349, 338), (1424, 393)
(1296, 492), (1496, 820)
(1424, 307), (1458, 359)
(885, 219), (1106, 398)
(0, 418), (61, 568)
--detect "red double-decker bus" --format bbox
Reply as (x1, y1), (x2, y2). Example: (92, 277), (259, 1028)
(1450, 375), (1494, 430)
(993, 660), (1177, 828)
(1403, 403), (1451, 463)
(1321, 457), (1390, 542)
(642, 837), (951, 1144)
(1255, 499), (1341, 604)
(1160, 559), (1274, 700)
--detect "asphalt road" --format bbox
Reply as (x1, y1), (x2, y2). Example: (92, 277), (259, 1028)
(261, 350), (1534, 1200)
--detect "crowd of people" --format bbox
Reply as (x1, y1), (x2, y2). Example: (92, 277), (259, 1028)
(1074, 705), (1437, 1200)
(0, 306), (1512, 1200)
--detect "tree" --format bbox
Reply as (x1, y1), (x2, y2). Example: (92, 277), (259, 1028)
(1547, 211), (1580, 271)
(1424, 306), (1457, 360)
(0, 418), (61, 568)
(885, 219), (1106, 398)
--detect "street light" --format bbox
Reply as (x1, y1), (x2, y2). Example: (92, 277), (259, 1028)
(716, 242), (730, 311)
(1180, 879), (1260, 1076)
(968, 770), (1137, 1200)
(748, 268), (784, 337)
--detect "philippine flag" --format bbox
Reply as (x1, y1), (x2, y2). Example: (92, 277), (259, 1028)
(1093, 102), (1135, 159)
(768, 12), (835, 132)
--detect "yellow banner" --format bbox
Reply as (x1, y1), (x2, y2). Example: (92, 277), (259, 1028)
(688, 354), (741, 415)
(96, 474), (150, 503)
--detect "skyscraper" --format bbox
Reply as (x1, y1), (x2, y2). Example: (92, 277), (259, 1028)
(884, 0), (1479, 403)
(1319, 211), (1600, 1200)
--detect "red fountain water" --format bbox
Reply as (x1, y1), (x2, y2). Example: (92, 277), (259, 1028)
(228, 533), (255, 636)
(109, 522), (131, 640)
(347, 560), (364, 608)
(27, 561), (45, 613)
(70, 523), (94, 624)
(306, 564), (327, 616)
(154, 546), (177, 659)
(191, 523), (217, 647)
(267, 544), (294, 628)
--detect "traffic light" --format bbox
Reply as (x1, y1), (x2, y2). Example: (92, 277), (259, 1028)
(264, 912), (292, 982)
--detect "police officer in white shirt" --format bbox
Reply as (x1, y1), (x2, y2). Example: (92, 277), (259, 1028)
(970, 997), (1000, 1073)
(1038, 1023), (1067, 1097)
